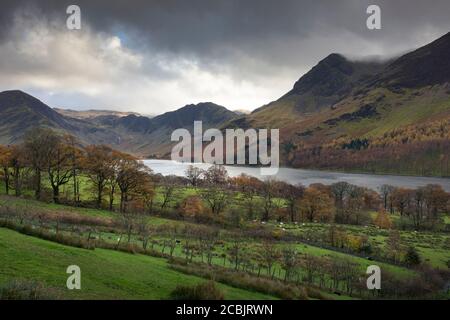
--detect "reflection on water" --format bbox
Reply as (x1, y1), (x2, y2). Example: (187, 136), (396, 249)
(143, 159), (450, 192)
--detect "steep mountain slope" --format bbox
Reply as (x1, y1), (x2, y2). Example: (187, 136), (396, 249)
(0, 90), (75, 144)
(256, 54), (385, 115)
(241, 54), (385, 128)
(226, 32), (450, 175)
(0, 90), (126, 146)
(371, 31), (450, 89)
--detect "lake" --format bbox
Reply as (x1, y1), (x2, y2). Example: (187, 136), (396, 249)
(143, 159), (450, 192)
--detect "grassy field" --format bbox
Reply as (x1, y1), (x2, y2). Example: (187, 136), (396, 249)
(0, 227), (277, 300)
(0, 173), (448, 300)
(2, 194), (447, 273)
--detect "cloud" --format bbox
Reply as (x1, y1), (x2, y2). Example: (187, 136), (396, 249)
(0, 0), (449, 113)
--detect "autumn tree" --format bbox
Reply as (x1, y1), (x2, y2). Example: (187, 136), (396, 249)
(298, 187), (334, 222)
(374, 209), (392, 229)
(136, 173), (155, 214)
(83, 145), (114, 208)
(116, 155), (150, 213)
(179, 195), (205, 219)
(231, 174), (261, 220)
(23, 128), (59, 200)
(278, 182), (304, 222)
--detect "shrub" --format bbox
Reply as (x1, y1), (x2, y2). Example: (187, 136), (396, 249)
(169, 262), (309, 300)
(0, 279), (58, 300)
(169, 281), (224, 300)
(404, 246), (421, 267)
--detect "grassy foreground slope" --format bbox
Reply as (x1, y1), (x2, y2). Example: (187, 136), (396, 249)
(0, 228), (275, 300)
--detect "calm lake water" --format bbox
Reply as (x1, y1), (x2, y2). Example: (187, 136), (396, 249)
(143, 159), (450, 192)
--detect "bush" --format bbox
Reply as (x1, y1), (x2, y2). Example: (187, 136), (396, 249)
(404, 246), (421, 267)
(170, 281), (224, 300)
(169, 262), (309, 300)
(0, 279), (58, 300)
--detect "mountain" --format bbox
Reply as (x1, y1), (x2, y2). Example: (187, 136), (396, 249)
(371, 32), (450, 89)
(0, 90), (75, 144)
(0, 91), (238, 157)
(226, 32), (450, 176)
(108, 102), (239, 157)
(254, 53), (385, 117)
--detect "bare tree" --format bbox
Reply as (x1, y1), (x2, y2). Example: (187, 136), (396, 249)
(259, 241), (279, 278)
(204, 164), (228, 185)
(227, 232), (245, 270)
(280, 246), (298, 282)
(380, 184), (395, 211)
(200, 187), (230, 215)
(185, 165), (203, 187)
(159, 178), (178, 211)
(137, 216), (153, 250)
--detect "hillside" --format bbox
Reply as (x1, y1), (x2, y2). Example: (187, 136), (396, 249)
(0, 90), (75, 144)
(0, 227), (274, 299)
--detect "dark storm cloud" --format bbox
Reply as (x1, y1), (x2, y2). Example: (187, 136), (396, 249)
(2, 0), (450, 60)
(0, 0), (449, 112)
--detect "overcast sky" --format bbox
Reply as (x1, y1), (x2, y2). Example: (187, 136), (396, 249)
(0, 0), (449, 114)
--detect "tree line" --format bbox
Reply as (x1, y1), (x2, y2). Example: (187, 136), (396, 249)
(0, 128), (154, 212)
(0, 128), (448, 231)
